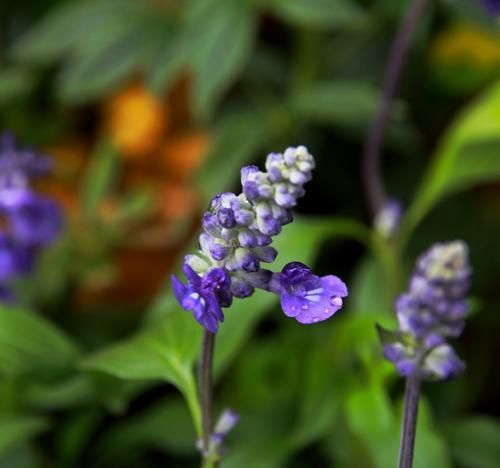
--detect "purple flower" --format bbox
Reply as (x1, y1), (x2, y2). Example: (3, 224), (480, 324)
(6, 192), (62, 248)
(374, 199), (403, 240)
(172, 146), (347, 333)
(279, 262), (348, 324)
(172, 265), (232, 333)
(0, 132), (63, 304)
(480, 0), (500, 15)
(381, 241), (471, 381)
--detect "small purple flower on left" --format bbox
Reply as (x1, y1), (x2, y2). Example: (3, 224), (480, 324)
(0, 131), (62, 303)
(172, 146), (348, 333)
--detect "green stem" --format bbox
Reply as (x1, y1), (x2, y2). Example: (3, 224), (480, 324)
(182, 372), (202, 438)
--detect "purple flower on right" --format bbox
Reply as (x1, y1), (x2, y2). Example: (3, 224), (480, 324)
(480, 0), (500, 16)
(380, 241), (471, 381)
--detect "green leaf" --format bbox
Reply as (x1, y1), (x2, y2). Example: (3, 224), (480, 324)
(292, 81), (390, 128)
(402, 80), (500, 241)
(348, 256), (392, 315)
(346, 384), (451, 468)
(268, 0), (366, 29)
(12, 0), (136, 63)
(191, 4), (256, 117)
(56, 19), (159, 103)
(195, 111), (269, 202)
(80, 311), (200, 386)
(0, 306), (78, 379)
(80, 310), (201, 433)
(79, 139), (118, 215)
(0, 416), (49, 455)
(95, 397), (196, 463)
(442, 416), (500, 468)
(0, 68), (35, 102)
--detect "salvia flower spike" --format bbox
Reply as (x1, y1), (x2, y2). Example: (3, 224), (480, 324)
(172, 146), (348, 333)
(0, 131), (62, 303)
(380, 240), (471, 380)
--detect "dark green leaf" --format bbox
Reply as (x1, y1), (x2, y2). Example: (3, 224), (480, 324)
(195, 111), (269, 202)
(95, 397), (196, 463)
(0, 416), (49, 455)
(56, 24), (154, 103)
(0, 306), (78, 379)
(80, 311), (201, 432)
(442, 416), (500, 468)
(12, 0), (138, 62)
(191, 4), (257, 117)
(269, 0), (366, 29)
(292, 81), (393, 129)
(0, 68), (35, 102)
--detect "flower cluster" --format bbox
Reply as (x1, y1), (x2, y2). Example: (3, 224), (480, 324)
(381, 241), (470, 380)
(374, 199), (403, 240)
(172, 146), (348, 333)
(0, 132), (62, 302)
(197, 408), (240, 460)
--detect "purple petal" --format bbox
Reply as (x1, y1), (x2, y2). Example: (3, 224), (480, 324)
(182, 264), (202, 288)
(280, 291), (303, 318)
(171, 274), (188, 304)
(320, 275), (348, 298)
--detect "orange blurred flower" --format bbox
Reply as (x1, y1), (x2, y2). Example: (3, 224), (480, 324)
(107, 84), (167, 159)
(160, 131), (210, 181)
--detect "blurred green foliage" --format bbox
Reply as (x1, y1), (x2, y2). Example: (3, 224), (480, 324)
(0, 0), (500, 467)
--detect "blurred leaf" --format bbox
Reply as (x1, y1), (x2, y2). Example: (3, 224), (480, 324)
(12, 0), (139, 62)
(442, 416), (500, 468)
(195, 111), (269, 202)
(80, 311), (201, 432)
(190, 3), (257, 117)
(346, 383), (451, 468)
(348, 257), (392, 315)
(80, 310), (200, 386)
(0, 416), (48, 455)
(0, 306), (78, 379)
(291, 347), (341, 448)
(147, 31), (185, 96)
(403, 80), (500, 240)
(55, 409), (102, 466)
(23, 375), (94, 411)
(292, 81), (390, 128)
(221, 406), (293, 468)
(80, 139), (118, 215)
(0, 68), (35, 102)
(95, 397), (196, 464)
(345, 380), (395, 467)
(268, 0), (366, 29)
(56, 29), (148, 103)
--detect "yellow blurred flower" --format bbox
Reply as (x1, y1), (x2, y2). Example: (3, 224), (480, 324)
(431, 23), (500, 69)
(107, 84), (167, 159)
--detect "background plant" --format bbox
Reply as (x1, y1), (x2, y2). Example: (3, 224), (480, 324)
(0, 0), (499, 467)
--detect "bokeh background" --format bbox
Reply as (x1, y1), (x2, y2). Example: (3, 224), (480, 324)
(0, 0), (500, 466)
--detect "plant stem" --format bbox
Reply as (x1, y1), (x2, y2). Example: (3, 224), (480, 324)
(398, 376), (421, 468)
(199, 329), (215, 464)
(362, 0), (431, 218)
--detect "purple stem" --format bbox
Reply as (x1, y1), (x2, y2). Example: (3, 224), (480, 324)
(398, 376), (421, 468)
(362, 0), (431, 218)
(199, 329), (215, 460)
